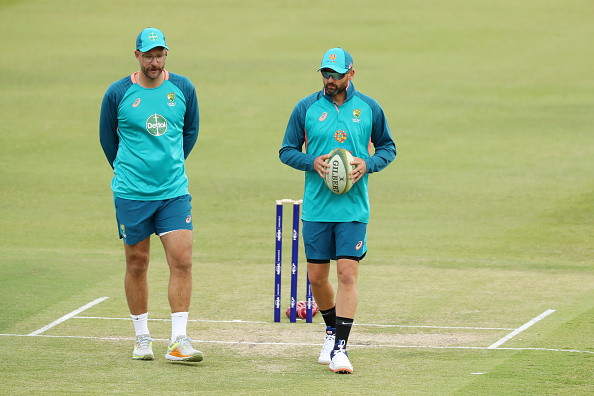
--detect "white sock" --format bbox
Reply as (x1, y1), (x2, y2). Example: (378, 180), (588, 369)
(171, 312), (189, 341)
(131, 312), (149, 337)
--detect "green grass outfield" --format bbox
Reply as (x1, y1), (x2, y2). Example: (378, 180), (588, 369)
(1, 0), (593, 394)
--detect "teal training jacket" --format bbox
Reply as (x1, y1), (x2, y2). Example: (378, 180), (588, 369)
(279, 82), (396, 223)
(100, 70), (199, 201)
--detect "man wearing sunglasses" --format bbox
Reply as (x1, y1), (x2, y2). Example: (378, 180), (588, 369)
(279, 48), (396, 373)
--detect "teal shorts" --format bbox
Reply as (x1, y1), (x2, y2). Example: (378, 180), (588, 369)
(302, 221), (367, 263)
(114, 194), (193, 245)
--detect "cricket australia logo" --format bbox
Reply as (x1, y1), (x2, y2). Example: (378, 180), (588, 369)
(146, 113), (168, 136)
(167, 92), (176, 107)
(352, 109), (361, 123)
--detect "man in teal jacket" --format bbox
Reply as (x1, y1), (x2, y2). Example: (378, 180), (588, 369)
(279, 47), (396, 374)
(100, 27), (202, 363)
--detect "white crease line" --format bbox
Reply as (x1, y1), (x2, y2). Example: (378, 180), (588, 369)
(73, 316), (513, 330)
(75, 316), (268, 324)
(1, 333), (591, 354)
(354, 323), (515, 330)
(488, 309), (555, 349)
(27, 297), (109, 336)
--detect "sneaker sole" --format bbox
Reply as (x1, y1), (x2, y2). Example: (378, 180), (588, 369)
(318, 357), (331, 365)
(329, 366), (353, 374)
(132, 354), (154, 360)
(165, 352), (204, 362)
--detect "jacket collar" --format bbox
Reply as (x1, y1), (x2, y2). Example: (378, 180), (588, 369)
(322, 81), (356, 105)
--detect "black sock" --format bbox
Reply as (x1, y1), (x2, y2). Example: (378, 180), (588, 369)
(335, 316), (354, 349)
(320, 306), (336, 328)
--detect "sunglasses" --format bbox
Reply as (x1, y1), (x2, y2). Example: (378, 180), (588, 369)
(321, 70), (347, 80)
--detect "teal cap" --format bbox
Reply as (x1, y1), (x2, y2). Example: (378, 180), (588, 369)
(318, 47), (353, 73)
(136, 27), (169, 52)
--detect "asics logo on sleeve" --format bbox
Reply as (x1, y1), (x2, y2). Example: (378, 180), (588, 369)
(319, 112), (327, 121)
(133, 98), (141, 108)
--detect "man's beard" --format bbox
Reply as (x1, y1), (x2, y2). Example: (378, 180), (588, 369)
(141, 65), (163, 81)
(324, 83), (345, 97)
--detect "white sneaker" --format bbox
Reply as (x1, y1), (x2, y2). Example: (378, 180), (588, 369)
(165, 335), (204, 362)
(132, 334), (154, 360)
(329, 344), (353, 374)
(318, 326), (335, 365)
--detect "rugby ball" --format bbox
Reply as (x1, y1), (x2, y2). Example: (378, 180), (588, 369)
(324, 148), (355, 194)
